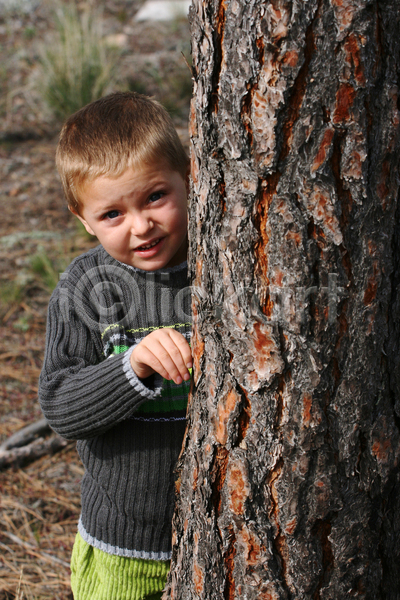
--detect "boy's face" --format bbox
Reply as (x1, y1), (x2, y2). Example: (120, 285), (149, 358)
(72, 163), (189, 271)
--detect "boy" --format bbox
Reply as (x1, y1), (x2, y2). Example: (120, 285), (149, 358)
(39, 92), (192, 600)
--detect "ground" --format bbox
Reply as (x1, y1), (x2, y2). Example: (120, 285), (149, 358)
(0, 1), (191, 597)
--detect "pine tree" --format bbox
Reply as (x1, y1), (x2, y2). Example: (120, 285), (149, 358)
(165, 0), (400, 597)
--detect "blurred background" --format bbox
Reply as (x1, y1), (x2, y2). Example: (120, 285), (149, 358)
(0, 1), (192, 597)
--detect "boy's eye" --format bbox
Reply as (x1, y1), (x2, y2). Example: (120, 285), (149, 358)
(148, 191), (164, 203)
(105, 210), (120, 219)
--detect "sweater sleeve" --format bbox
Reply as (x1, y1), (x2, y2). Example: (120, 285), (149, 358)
(38, 288), (160, 441)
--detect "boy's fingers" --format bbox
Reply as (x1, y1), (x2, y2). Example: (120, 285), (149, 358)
(131, 345), (171, 381)
(165, 330), (192, 367)
(150, 331), (192, 384)
(134, 339), (182, 383)
(131, 329), (192, 385)
(164, 330), (192, 374)
(153, 340), (189, 384)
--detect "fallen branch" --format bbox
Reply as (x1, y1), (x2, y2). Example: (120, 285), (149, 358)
(0, 436), (68, 470)
(0, 417), (51, 452)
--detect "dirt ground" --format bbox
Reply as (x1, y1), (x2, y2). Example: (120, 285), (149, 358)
(0, 2), (191, 597)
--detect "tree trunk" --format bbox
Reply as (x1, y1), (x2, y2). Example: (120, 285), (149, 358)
(165, 0), (400, 597)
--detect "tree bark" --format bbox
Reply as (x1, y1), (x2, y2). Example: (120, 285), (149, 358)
(165, 0), (400, 598)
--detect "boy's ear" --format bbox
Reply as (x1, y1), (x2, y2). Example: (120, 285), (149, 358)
(69, 206), (96, 236)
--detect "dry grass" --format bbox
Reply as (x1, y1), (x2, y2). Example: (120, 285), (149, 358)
(0, 433), (83, 600)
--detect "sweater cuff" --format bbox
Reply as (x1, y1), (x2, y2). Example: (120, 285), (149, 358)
(122, 346), (162, 398)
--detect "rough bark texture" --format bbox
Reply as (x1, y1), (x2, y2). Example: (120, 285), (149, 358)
(165, 0), (400, 598)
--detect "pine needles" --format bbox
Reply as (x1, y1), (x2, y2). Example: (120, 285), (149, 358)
(0, 435), (82, 599)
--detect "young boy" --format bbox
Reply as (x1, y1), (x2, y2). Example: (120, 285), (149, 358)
(39, 92), (192, 600)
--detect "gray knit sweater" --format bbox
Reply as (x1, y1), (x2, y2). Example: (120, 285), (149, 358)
(39, 245), (191, 560)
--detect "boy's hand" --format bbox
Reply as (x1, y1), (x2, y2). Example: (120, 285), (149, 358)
(130, 329), (192, 385)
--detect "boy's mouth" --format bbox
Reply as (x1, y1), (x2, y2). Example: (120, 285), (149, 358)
(135, 238), (162, 252)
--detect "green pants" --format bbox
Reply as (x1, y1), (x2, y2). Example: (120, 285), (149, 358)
(70, 532), (170, 600)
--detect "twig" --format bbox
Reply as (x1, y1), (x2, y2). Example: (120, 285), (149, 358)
(0, 417), (51, 452)
(15, 568), (23, 600)
(2, 532), (71, 569)
(0, 436), (68, 470)
(1, 497), (44, 521)
(181, 50), (194, 77)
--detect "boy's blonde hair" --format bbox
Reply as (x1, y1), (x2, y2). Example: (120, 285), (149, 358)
(56, 91), (189, 213)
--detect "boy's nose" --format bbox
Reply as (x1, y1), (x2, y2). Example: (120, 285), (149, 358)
(130, 214), (154, 235)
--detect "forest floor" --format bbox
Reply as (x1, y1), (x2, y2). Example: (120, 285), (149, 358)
(0, 1), (191, 597)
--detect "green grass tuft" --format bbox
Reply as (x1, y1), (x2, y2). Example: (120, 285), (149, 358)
(38, 2), (120, 121)
(30, 252), (61, 293)
(0, 280), (23, 317)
